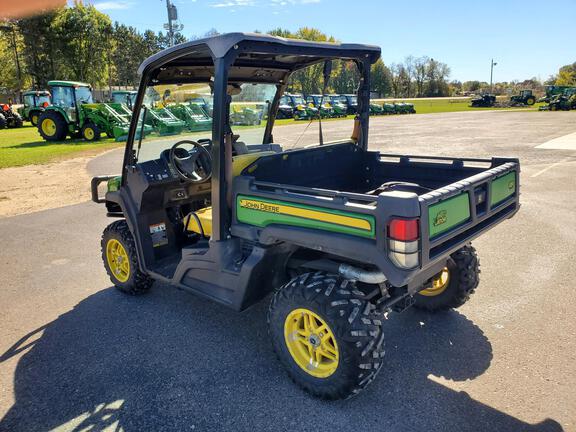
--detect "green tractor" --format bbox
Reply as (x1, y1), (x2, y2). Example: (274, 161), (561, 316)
(37, 81), (138, 141)
(19, 90), (51, 125)
(0, 102), (24, 129)
(510, 89), (536, 106)
(111, 90), (138, 109)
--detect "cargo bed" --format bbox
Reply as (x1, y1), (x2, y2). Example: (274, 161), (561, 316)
(233, 142), (520, 287)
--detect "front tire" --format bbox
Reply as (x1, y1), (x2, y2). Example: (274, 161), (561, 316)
(12, 112), (23, 128)
(81, 122), (101, 141)
(0, 113), (6, 129)
(414, 245), (480, 311)
(101, 220), (153, 295)
(268, 272), (385, 399)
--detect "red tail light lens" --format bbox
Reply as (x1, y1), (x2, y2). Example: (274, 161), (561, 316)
(388, 218), (419, 241)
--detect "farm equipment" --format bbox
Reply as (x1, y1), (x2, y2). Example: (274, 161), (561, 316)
(37, 81), (143, 141)
(168, 103), (212, 131)
(111, 90), (138, 109)
(19, 90), (51, 125)
(539, 85), (576, 103)
(369, 102), (385, 115)
(326, 95), (348, 117)
(276, 95), (294, 119)
(382, 102), (397, 114)
(540, 93), (576, 111)
(470, 94), (496, 108)
(393, 102), (416, 114)
(0, 103), (24, 129)
(92, 33), (520, 400)
(283, 93), (318, 120)
(230, 104), (264, 125)
(510, 89), (536, 106)
(145, 107), (187, 135)
(339, 94), (358, 114)
(305, 95), (335, 118)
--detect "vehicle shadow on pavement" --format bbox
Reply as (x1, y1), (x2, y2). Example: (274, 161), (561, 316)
(0, 285), (563, 432)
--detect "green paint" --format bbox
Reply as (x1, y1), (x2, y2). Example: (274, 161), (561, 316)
(428, 192), (471, 238)
(236, 195), (376, 239)
(490, 171), (516, 207)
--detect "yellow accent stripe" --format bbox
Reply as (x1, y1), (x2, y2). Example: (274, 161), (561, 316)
(238, 199), (372, 231)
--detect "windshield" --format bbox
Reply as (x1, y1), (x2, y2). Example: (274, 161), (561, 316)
(292, 96), (305, 105)
(134, 82), (275, 163)
(75, 87), (93, 104)
(346, 95), (358, 105)
(37, 95), (51, 105)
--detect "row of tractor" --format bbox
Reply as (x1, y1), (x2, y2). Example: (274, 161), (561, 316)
(277, 93), (416, 120)
(539, 86), (576, 111)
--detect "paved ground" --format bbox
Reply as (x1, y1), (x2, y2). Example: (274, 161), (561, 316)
(1, 110), (575, 432)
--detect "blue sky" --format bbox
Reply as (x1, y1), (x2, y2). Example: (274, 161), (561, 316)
(87, 0), (575, 82)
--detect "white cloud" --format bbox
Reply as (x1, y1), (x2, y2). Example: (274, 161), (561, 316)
(93, 1), (134, 11)
(210, 0), (255, 7)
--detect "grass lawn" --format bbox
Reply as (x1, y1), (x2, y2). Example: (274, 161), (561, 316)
(0, 125), (122, 169)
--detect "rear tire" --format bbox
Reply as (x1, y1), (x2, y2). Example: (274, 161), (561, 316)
(414, 245), (480, 312)
(268, 272), (385, 400)
(30, 111), (40, 126)
(101, 220), (153, 295)
(38, 111), (68, 141)
(526, 97), (535, 106)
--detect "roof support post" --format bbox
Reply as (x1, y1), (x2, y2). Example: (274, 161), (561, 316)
(356, 58), (371, 151)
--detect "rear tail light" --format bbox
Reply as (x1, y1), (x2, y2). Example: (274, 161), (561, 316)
(387, 217), (420, 269)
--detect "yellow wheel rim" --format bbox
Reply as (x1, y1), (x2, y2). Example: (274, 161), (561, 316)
(32, 114), (38, 124)
(41, 118), (56, 136)
(106, 239), (130, 283)
(84, 127), (94, 140)
(284, 308), (339, 378)
(419, 267), (450, 297)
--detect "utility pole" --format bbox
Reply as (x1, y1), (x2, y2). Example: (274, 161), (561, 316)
(490, 59), (497, 94)
(163, 0), (183, 46)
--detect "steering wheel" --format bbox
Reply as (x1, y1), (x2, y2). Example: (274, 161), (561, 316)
(169, 140), (212, 183)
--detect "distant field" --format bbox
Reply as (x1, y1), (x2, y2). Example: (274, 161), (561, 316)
(0, 125), (120, 168)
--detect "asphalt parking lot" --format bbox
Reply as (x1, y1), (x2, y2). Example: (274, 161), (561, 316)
(1, 110), (575, 431)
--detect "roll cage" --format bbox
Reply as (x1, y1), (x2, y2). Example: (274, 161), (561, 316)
(124, 32), (381, 241)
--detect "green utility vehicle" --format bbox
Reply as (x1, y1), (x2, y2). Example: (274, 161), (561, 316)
(382, 102), (396, 114)
(19, 90), (51, 125)
(92, 33), (520, 400)
(369, 102), (385, 115)
(305, 95), (335, 118)
(510, 89), (536, 106)
(394, 102), (416, 114)
(0, 103), (24, 129)
(37, 81), (136, 141)
(111, 90), (138, 108)
(282, 93), (318, 120)
(326, 95), (348, 117)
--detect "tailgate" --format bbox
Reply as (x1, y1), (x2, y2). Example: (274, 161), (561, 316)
(418, 156), (520, 265)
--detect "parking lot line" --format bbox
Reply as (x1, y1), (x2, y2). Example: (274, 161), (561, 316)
(531, 156), (574, 178)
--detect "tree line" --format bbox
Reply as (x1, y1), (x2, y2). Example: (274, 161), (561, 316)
(5, 3), (570, 100)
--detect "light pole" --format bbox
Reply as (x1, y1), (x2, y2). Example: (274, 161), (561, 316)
(490, 59), (497, 93)
(163, 0), (183, 46)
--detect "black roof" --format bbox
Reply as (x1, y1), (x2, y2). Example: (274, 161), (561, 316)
(138, 32), (381, 85)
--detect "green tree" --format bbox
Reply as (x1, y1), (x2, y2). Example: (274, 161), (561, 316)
(111, 23), (145, 87)
(370, 59), (392, 97)
(51, 2), (112, 86)
(556, 62), (576, 86)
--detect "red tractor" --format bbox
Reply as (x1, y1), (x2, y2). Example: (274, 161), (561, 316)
(0, 102), (24, 129)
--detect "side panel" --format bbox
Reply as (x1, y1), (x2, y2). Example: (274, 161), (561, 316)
(236, 195), (376, 239)
(490, 171), (516, 207)
(428, 192), (471, 238)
